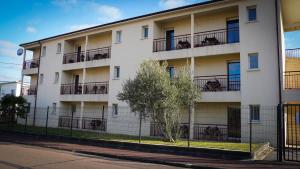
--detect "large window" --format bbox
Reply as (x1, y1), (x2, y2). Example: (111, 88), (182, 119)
(227, 19), (239, 43)
(168, 66), (175, 79)
(227, 61), (240, 91)
(247, 6), (257, 22)
(250, 105), (260, 122)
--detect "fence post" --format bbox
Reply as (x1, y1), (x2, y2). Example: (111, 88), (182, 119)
(188, 105), (191, 148)
(45, 106), (49, 136)
(70, 109), (74, 137)
(24, 106), (29, 132)
(249, 118), (252, 153)
(277, 104), (283, 162)
(138, 112), (142, 144)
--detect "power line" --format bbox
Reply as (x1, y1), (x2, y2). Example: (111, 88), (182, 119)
(0, 61), (22, 65)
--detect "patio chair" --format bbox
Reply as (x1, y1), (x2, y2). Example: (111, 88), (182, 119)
(201, 37), (220, 46)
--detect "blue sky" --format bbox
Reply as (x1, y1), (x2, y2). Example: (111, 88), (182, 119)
(0, 0), (299, 82)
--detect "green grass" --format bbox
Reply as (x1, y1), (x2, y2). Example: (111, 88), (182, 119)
(0, 124), (260, 152)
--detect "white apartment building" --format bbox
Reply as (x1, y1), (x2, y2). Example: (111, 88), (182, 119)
(19, 0), (300, 145)
(0, 81), (24, 99)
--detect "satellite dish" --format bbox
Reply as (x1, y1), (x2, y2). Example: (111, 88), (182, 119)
(17, 48), (24, 56)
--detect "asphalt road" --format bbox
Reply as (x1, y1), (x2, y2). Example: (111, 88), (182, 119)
(0, 142), (182, 169)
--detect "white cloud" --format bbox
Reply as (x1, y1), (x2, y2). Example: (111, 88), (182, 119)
(69, 24), (97, 31)
(52, 0), (77, 10)
(26, 26), (37, 33)
(97, 5), (122, 22)
(159, 0), (189, 9)
(0, 40), (18, 58)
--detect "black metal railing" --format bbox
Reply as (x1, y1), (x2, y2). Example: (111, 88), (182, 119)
(83, 82), (109, 94)
(284, 71), (300, 89)
(60, 83), (83, 95)
(86, 47), (111, 61)
(82, 117), (107, 131)
(286, 48), (300, 58)
(150, 122), (189, 139)
(63, 51), (85, 64)
(153, 34), (191, 52)
(194, 74), (240, 92)
(194, 27), (239, 48)
(23, 59), (39, 69)
(193, 123), (240, 142)
(58, 116), (80, 129)
(27, 86), (37, 95)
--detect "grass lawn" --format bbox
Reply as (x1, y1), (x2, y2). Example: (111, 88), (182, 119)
(0, 124), (260, 152)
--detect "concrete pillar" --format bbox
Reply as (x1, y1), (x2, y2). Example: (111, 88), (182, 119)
(79, 101), (84, 129)
(191, 13), (194, 49)
(189, 57), (195, 140)
(20, 49), (26, 96)
(84, 35), (88, 61)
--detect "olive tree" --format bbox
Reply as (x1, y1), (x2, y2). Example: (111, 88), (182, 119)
(0, 95), (27, 124)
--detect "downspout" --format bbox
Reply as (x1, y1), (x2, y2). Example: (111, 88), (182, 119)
(33, 41), (42, 126)
(275, 0), (282, 105)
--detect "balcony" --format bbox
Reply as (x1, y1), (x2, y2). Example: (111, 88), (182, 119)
(63, 51), (85, 64)
(27, 86), (37, 95)
(286, 48), (300, 58)
(194, 74), (241, 102)
(60, 82), (109, 102)
(58, 116), (107, 132)
(285, 71), (300, 89)
(153, 34), (191, 52)
(22, 59), (39, 75)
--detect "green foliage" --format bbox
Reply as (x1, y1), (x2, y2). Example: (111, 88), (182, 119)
(0, 95), (28, 121)
(118, 60), (200, 142)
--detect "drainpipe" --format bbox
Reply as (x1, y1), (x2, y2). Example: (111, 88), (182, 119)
(275, 0), (282, 105)
(33, 41), (42, 126)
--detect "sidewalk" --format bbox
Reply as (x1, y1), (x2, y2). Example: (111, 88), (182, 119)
(0, 132), (298, 169)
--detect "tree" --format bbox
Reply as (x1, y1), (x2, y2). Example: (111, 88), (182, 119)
(0, 95), (28, 123)
(118, 60), (180, 142)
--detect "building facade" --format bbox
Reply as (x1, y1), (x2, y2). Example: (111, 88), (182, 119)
(0, 81), (24, 99)
(19, 0), (300, 145)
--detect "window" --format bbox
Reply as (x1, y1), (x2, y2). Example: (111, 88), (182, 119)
(247, 6), (257, 22)
(248, 53), (259, 70)
(142, 25), (149, 39)
(250, 105), (260, 122)
(52, 103), (57, 115)
(116, 30), (122, 43)
(42, 46), (46, 57)
(57, 43), (62, 54)
(39, 74), (44, 84)
(11, 89), (15, 95)
(112, 104), (118, 115)
(168, 66), (175, 79)
(296, 112), (300, 125)
(114, 66), (120, 79)
(54, 72), (59, 84)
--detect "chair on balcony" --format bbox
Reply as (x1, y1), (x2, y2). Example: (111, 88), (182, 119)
(92, 85), (98, 94)
(201, 37), (220, 46)
(93, 54), (102, 60)
(176, 40), (191, 49)
(204, 79), (222, 91)
(99, 85), (106, 94)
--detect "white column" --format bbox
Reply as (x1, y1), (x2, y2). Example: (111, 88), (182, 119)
(84, 35), (88, 61)
(191, 13), (195, 49)
(79, 101), (84, 129)
(189, 57), (195, 140)
(20, 49), (26, 96)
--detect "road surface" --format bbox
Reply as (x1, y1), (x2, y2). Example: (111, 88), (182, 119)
(0, 142), (182, 169)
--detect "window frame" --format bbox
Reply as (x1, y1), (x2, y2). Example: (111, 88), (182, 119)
(247, 5), (257, 22)
(248, 53), (259, 70)
(114, 66), (120, 79)
(52, 103), (57, 115)
(116, 30), (122, 43)
(142, 25), (149, 39)
(42, 46), (46, 57)
(250, 105), (260, 122)
(57, 43), (62, 54)
(54, 72), (59, 84)
(39, 74), (44, 84)
(112, 104), (118, 116)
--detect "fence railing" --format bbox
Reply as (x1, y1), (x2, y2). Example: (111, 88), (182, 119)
(82, 117), (107, 131)
(27, 86), (37, 95)
(63, 51), (85, 64)
(58, 116), (80, 129)
(86, 47), (111, 61)
(194, 27), (239, 48)
(150, 122), (189, 139)
(286, 48), (300, 58)
(194, 74), (240, 92)
(23, 59), (39, 69)
(284, 71), (300, 89)
(153, 34), (191, 52)
(60, 83), (83, 95)
(61, 82), (109, 95)
(83, 82), (109, 94)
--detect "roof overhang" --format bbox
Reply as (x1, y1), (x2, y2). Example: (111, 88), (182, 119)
(281, 0), (300, 32)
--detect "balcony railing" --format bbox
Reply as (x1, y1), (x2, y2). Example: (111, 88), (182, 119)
(63, 51), (85, 64)
(23, 59), (39, 69)
(153, 34), (191, 52)
(150, 122), (189, 139)
(194, 27), (239, 48)
(60, 82), (109, 95)
(58, 116), (80, 129)
(285, 71), (300, 89)
(194, 74), (240, 92)
(27, 86), (37, 95)
(286, 48), (300, 58)
(60, 83), (83, 95)
(83, 82), (109, 94)
(86, 47), (111, 61)
(82, 117), (107, 131)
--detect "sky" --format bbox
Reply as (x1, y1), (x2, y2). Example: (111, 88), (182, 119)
(0, 0), (299, 82)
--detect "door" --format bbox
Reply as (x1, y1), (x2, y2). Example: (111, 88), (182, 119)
(227, 61), (240, 91)
(74, 75), (80, 94)
(227, 107), (241, 138)
(166, 30), (174, 51)
(76, 46), (81, 62)
(227, 19), (239, 43)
